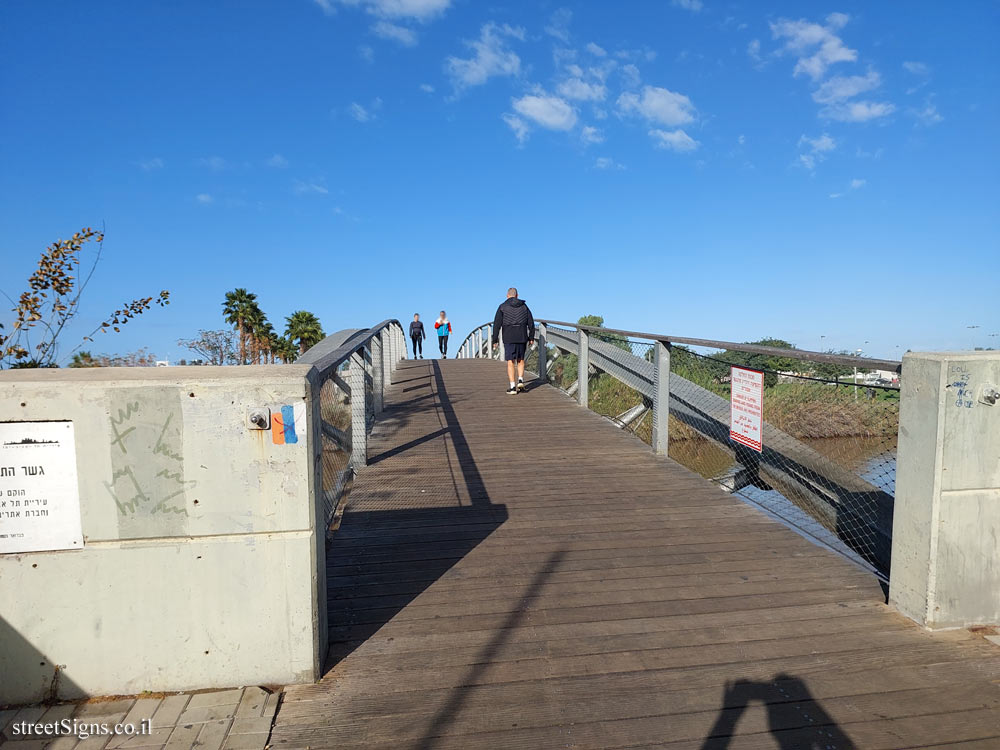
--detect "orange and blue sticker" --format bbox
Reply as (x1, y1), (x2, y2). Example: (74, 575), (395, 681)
(271, 404), (305, 445)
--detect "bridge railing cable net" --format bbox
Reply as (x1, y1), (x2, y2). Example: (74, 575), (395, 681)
(458, 319), (900, 579)
(297, 320), (407, 538)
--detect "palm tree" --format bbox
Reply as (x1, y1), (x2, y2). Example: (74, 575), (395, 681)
(244, 304), (266, 364)
(276, 336), (298, 363)
(285, 311), (325, 355)
(256, 321), (276, 364)
(222, 289), (258, 364)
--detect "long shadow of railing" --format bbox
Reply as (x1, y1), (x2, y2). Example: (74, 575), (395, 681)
(325, 360), (508, 669)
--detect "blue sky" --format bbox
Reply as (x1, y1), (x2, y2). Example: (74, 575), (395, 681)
(1, 0), (998, 363)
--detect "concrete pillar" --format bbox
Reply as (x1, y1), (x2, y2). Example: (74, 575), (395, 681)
(890, 351), (1000, 629)
(577, 328), (589, 408)
(381, 328), (392, 392)
(538, 323), (548, 383)
(652, 341), (670, 455)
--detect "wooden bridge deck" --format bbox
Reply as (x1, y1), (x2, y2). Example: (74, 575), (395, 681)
(271, 359), (1000, 750)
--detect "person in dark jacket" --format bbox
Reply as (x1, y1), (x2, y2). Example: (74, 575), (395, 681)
(491, 287), (535, 394)
(409, 314), (425, 359)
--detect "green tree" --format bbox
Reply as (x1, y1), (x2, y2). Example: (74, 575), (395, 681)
(577, 314), (630, 352)
(285, 310), (325, 354)
(222, 288), (258, 365)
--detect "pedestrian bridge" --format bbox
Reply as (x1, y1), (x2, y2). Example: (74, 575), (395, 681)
(2, 319), (999, 749)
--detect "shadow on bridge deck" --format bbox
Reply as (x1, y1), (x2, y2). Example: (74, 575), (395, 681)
(271, 359), (1000, 750)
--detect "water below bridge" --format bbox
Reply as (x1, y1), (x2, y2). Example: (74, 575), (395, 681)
(270, 359), (1000, 750)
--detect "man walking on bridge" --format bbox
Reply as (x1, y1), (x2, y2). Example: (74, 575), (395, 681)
(409, 313), (425, 359)
(492, 287), (535, 394)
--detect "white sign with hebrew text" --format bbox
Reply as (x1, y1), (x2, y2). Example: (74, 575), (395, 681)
(0, 421), (83, 554)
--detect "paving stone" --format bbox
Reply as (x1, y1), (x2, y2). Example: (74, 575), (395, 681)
(183, 692), (242, 712)
(46, 736), (78, 750)
(38, 706), (77, 725)
(1, 741), (51, 750)
(259, 695), (279, 723)
(192, 720), (230, 750)
(74, 702), (134, 723)
(110, 729), (172, 749)
(120, 701), (160, 730)
(231, 691), (266, 722)
(224, 720), (271, 738)
(219, 733), (267, 750)
(149, 699), (189, 731)
(73, 736), (110, 750)
(4, 707), (47, 741)
(162, 723), (200, 750)
(174, 705), (237, 727)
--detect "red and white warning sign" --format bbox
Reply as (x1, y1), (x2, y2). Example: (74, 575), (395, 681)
(730, 366), (764, 453)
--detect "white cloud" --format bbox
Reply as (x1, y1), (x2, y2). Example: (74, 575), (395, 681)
(544, 8), (572, 42)
(585, 42), (607, 57)
(620, 63), (641, 88)
(581, 126), (604, 144)
(902, 61), (930, 76)
(747, 39), (762, 64)
(358, 45), (375, 62)
(512, 93), (577, 130)
(798, 133), (835, 170)
(502, 113), (529, 144)
(196, 193), (213, 204)
(198, 156), (228, 171)
(445, 22), (524, 91)
(350, 102), (373, 122)
(812, 70), (881, 104)
(419, 83), (435, 93)
(617, 86), (696, 126)
(372, 21), (417, 46)
(821, 100), (895, 122)
(672, 0), (703, 11)
(135, 157), (164, 171)
(266, 154), (289, 168)
(737, 134), (745, 145)
(649, 128), (699, 152)
(910, 100), (943, 126)
(799, 133), (835, 153)
(830, 177), (866, 198)
(324, 0), (450, 21)
(594, 157), (624, 170)
(770, 13), (857, 80)
(557, 77), (606, 102)
(293, 180), (329, 195)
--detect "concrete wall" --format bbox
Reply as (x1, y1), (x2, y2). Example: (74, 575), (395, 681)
(0, 365), (327, 704)
(890, 351), (1000, 629)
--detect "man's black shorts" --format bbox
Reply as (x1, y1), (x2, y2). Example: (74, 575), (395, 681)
(504, 342), (527, 361)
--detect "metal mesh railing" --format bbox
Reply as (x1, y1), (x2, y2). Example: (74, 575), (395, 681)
(525, 320), (901, 577)
(302, 321), (407, 538)
(663, 345), (897, 576)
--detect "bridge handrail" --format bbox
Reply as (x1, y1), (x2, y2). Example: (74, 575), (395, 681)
(458, 319), (900, 372)
(300, 319), (407, 537)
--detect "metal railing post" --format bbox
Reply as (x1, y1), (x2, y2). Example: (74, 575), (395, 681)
(372, 332), (384, 415)
(538, 323), (548, 382)
(577, 328), (589, 407)
(652, 340), (670, 455)
(487, 324), (494, 359)
(349, 349), (367, 469)
(475, 329), (482, 358)
(497, 328), (504, 361)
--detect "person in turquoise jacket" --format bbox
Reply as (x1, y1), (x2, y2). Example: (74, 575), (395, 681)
(434, 311), (452, 358)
